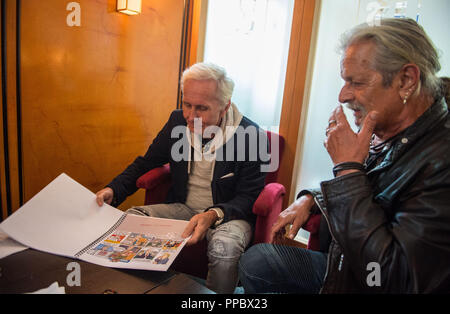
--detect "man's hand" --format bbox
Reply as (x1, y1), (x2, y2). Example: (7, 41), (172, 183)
(324, 105), (377, 166)
(182, 211), (218, 246)
(270, 194), (315, 243)
(96, 187), (114, 206)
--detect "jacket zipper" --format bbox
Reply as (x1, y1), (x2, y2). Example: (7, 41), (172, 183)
(314, 195), (346, 292)
(314, 195), (339, 293)
(338, 253), (344, 271)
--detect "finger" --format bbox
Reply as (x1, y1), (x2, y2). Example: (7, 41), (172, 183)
(269, 228), (279, 244)
(271, 230), (285, 244)
(104, 196), (112, 205)
(270, 220), (283, 236)
(96, 193), (104, 206)
(288, 226), (299, 240)
(270, 217), (291, 243)
(186, 226), (207, 246)
(329, 105), (340, 120)
(334, 105), (352, 129)
(182, 219), (197, 239)
(325, 108), (337, 128)
(288, 218), (303, 239)
(358, 110), (378, 143)
(270, 229), (285, 244)
(269, 219), (284, 243)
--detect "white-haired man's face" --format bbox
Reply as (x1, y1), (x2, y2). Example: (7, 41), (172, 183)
(182, 79), (230, 135)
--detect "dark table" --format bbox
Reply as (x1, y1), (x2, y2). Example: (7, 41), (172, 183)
(0, 249), (214, 294)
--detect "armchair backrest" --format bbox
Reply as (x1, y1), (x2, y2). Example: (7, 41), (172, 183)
(264, 131), (285, 184)
(251, 131), (286, 245)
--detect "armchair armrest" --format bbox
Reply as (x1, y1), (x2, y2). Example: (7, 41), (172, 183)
(252, 183), (286, 244)
(136, 164), (172, 205)
(136, 164), (171, 190)
(253, 183), (286, 216)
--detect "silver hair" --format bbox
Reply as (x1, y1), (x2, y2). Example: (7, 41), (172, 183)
(180, 62), (235, 107)
(339, 18), (443, 98)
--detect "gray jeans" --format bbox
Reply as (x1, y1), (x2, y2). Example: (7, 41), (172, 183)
(127, 203), (252, 294)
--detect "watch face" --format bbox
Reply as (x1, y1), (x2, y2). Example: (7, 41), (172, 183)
(209, 208), (223, 226)
(210, 208), (223, 218)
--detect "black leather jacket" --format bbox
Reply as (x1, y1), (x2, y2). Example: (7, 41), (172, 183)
(312, 99), (450, 293)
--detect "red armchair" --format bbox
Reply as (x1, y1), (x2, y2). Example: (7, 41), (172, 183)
(302, 213), (321, 251)
(136, 131), (286, 279)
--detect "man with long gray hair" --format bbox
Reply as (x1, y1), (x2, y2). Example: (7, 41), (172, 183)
(239, 18), (450, 293)
(96, 62), (269, 293)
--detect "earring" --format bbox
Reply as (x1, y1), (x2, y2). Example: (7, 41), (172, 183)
(403, 90), (411, 105)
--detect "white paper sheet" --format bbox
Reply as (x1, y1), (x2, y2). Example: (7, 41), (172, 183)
(26, 281), (66, 294)
(0, 228), (28, 259)
(0, 174), (124, 257)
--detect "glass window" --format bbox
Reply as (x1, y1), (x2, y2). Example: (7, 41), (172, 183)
(203, 0), (295, 130)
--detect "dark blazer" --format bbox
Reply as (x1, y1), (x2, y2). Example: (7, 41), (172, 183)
(107, 109), (268, 226)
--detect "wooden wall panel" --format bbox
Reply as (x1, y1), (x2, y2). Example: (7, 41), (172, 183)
(16, 0), (184, 211)
(0, 0), (5, 220)
(1, 0), (22, 219)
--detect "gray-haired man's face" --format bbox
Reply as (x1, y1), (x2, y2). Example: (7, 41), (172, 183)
(182, 79), (230, 135)
(339, 42), (401, 133)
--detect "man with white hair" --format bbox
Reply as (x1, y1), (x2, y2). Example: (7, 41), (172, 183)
(96, 62), (268, 293)
(238, 18), (450, 293)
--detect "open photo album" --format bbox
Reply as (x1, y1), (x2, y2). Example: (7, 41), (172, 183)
(0, 173), (190, 271)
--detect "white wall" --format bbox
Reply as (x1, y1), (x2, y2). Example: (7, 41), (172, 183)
(420, 0), (450, 77)
(294, 0), (360, 197)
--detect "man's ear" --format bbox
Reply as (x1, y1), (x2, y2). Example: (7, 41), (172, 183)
(220, 100), (231, 118)
(397, 63), (420, 100)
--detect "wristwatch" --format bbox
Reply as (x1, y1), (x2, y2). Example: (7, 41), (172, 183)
(208, 208), (224, 227)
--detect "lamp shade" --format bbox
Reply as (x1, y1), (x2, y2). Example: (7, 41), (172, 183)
(117, 0), (142, 15)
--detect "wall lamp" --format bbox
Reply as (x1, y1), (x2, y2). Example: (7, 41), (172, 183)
(117, 0), (142, 15)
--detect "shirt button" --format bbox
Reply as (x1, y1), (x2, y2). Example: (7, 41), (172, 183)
(401, 138), (408, 144)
